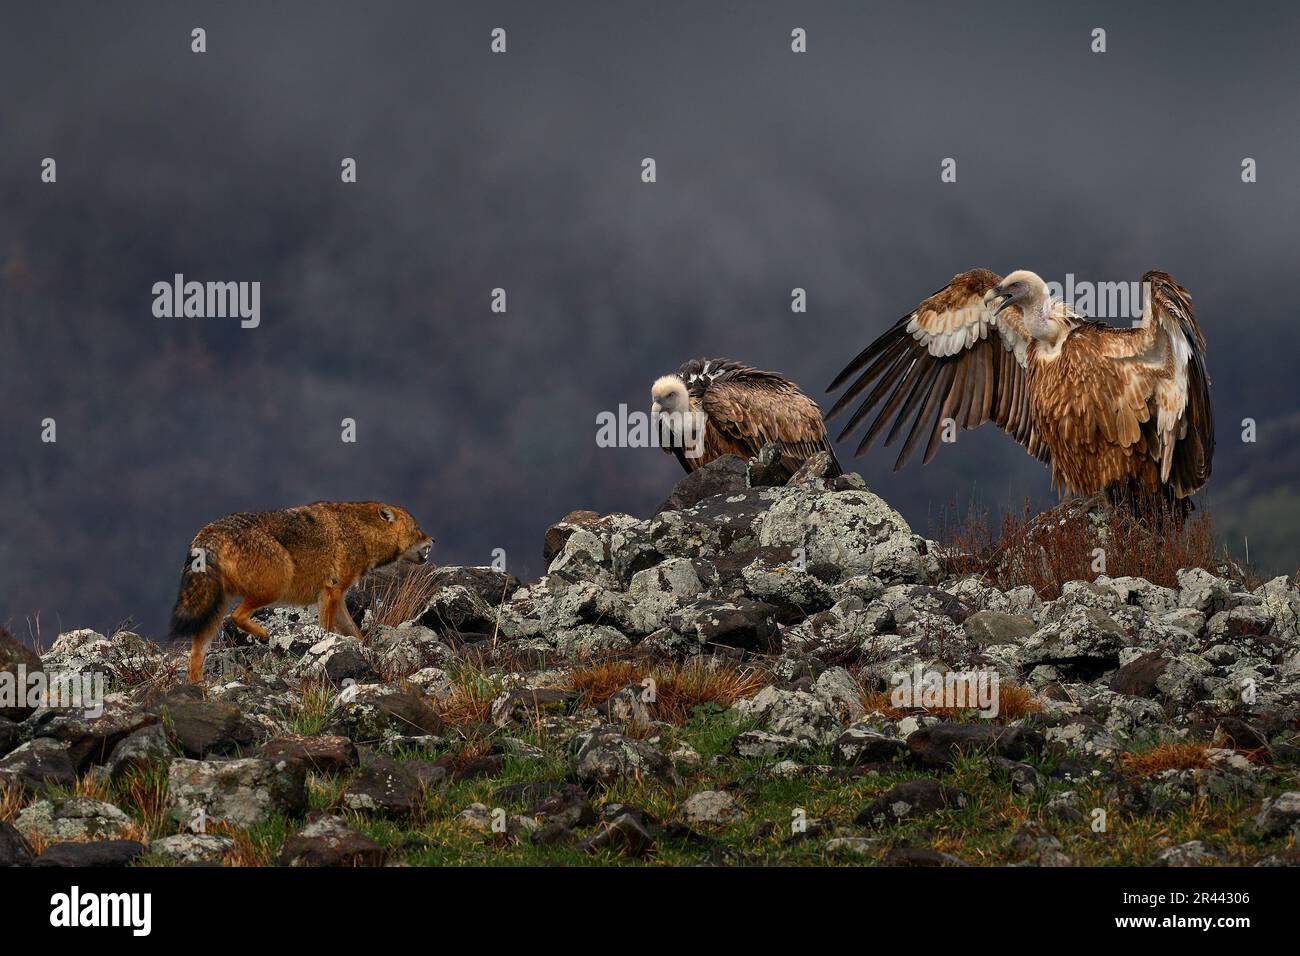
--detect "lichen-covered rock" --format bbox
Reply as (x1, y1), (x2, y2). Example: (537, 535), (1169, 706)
(16, 797), (132, 842)
(855, 779), (970, 826)
(574, 727), (681, 788)
(758, 488), (927, 583)
(279, 815), (387, 866)
(32, 698), (158, 771)
(327, 684), (443, 743)
(0, 738), (78, 795)
(732, 685), (840, 747)
(0, 626), (45, 721)
(1254, 791), (1300, 838)
(289, 635), (376, 684)
(149, 832), (233, 864)
(675, 790), (740, 824)
(166, 757), (308, 829)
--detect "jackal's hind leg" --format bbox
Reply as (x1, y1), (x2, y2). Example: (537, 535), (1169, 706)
(230, 597), (272, 642)
(188, 616), (224, 684)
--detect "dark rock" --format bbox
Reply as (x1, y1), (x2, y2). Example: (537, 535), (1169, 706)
(1109, 651), (1169, 698)
(160, 697), (263, 757)
(429, 566), (522, 607)
(530, 821), (577, 846)
(881, 846), (970, 867)
(577, 812), (656, 857)
(105, 725), (173, 781)
(445, 754), (506, 782)
(278, 815), (386, 867)
(597, 803), (659, 828)
(963, 610), (1037, 646)
(35, 703), (158, 771)
(341, 755), (422, 817)
(668, 599), (780, 653)
(402, 759), (448, 790)
(832, 727), (907, 766)
(527, 784), (596, 828)
(0, 738), (78, 794)
(260, 734), (359, 773)
(34, 840), (146, 867)
(656, 455), (748, 514)
(0, 821), (34, 866)
(0, 718), (17, 759)
(745, 444), (788, 488)
(855, 778), (971, 826)
(575, 729), (681, 788)
(0, 627), (44, 721)
(543, 510), (602, 566)
(906, 723), (1044, 768)
(329, 688), (444, 743)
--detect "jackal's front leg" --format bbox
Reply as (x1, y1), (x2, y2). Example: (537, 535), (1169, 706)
(318, 587), (364, 639)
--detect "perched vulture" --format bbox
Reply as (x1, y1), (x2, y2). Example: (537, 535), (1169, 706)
(652, 358), (842, 477)
(825, 269), (1214, 508)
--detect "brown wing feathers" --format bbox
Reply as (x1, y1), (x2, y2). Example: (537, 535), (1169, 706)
(826, 270), (1037, 472)
(698, 365), (842, 476)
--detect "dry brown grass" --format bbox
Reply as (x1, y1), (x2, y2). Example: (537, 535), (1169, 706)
(936, 497), (1218, 599)
(566, 657), (769, 725)
(220, 825), (278, 867)
(114, 768), (170, 837)
(361, 565), (442, 631)
(433, 666), (500, 727)
(1120, 742), (1211, 775)
(0, 782), (30, 823)
(70, 772), (112, 801)
(861, 678), (1043, 723)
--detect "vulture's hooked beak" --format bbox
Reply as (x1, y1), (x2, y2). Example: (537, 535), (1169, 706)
(985, 285), (1013, 317)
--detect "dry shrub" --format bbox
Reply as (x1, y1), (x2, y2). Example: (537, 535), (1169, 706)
(433, 664), (500, 727)
(0, 782), (29, 823)
(360, 564), (441, 631)
(220, 826), (278, 868)
(861, 678), (1042, 723)
(566, 657), (769, 725)
(936, 497), (1217, 599)
(71, 772), (112, 801)
(1120, 742), (1210, 775)
(114, 768), (169, 836)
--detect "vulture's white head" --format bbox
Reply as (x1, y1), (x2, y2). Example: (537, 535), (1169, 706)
(985, 270), (1069, 346)
(651, 374), (704, 454)
(651, 375), (689, 419)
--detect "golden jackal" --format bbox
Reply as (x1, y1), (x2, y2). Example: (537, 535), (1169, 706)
(169, 501), (434, 682)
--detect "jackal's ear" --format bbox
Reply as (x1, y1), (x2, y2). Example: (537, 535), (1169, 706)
(379, 506), (395, 522)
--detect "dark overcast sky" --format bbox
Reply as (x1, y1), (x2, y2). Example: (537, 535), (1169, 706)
(1, 1), (1298, 640)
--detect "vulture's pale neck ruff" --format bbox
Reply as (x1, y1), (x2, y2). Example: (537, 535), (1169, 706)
(990, 270), (1070, 358)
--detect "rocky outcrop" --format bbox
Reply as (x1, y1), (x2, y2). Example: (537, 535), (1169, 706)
(1, 450), (1296, 868)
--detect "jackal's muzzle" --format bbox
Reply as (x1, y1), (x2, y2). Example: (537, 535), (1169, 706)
(404, 538), (434, 564)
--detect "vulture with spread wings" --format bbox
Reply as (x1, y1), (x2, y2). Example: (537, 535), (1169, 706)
(825, 269), (1213, 507)
(652, 358), (842, 478)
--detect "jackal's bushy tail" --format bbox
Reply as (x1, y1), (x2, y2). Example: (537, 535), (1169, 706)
(168, 545), (224, 641)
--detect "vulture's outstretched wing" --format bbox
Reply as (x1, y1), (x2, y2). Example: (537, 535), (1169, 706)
(825, 269), (1051, 469)
(703, 370), (841, 476)
(1092, 270), (1214, 497)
